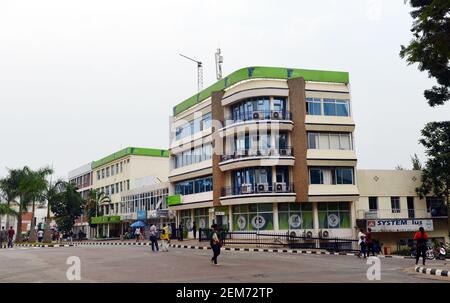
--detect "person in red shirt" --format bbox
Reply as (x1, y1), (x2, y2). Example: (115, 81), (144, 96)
(413, 227), (429, 265)
(365, 228), (375, 257)
(7, 226), (15, 248)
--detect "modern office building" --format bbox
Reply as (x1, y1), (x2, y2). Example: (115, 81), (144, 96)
(91, 147), (170, 237)
(355, 169), (448, 253)
(67, 147), (170, 238)
(168, 66), (358, 238)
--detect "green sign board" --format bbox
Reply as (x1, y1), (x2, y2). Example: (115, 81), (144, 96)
(167, 194), (181, 206)
(91, 216), (121, 224)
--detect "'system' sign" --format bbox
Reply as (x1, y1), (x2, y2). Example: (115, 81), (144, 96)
(367, 219), (433, 232)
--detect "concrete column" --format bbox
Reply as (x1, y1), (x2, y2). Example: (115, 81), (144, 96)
(313, 202), (319, 231)
(228, 205), (233, 231)
(287, 77), (308, 203)
(211, 90), (226, 207)
(350, 201), (357, 238)
(273, 203), (279, 231)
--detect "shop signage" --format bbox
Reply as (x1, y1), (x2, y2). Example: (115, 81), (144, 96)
(215, 212), (225, 216)
(367, 219), (434, 232)
(137, 210), (146, 220)
(251, 215), (266, 229)
(327, 214), (340, 228)
(237, 215), (247, 230)
(167, 195), (181, 206)
(289, 214), (302, 229)
(148, 210), (157, 218)
(91, 216), (121, 224)
(199, 218), (207, 229)
(157, 209), (169, 217)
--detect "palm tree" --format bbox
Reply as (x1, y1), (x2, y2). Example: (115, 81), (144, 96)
(0, 203), (18, 229)
(0, 168), (21, 228)
(86, 189), (110, 237)
(41, 179), (64, 241)
(16, 166), (53, 242)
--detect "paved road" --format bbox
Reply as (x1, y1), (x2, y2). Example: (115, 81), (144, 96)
(0, 245), (448, 283)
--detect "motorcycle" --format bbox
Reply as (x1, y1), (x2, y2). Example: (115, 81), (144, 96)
(410, 246), (435, 260)
(433, 246), (447, 260)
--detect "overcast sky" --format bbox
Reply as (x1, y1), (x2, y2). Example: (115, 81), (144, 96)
(0, 0), (449, 180)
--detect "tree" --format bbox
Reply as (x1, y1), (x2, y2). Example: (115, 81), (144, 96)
(415, 121), (450, 235)
(395, 165), (405, 170)
(50, 182), (83, 233)
(0, 168), (21, 228)
(400, 0), (450, 106)
(411, 153), (423, 170)
(0, 203), (18, 229)
(85, 189), (110, 237)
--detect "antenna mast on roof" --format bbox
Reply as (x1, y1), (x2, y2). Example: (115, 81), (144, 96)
(179, 53), (203, 92)
(215, 48), (223, 80)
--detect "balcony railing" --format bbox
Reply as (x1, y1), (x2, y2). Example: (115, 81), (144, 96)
(225, 110), (292, 126)
(356, 208), (448, 220)
(220, 147), (293, 162)
(221, 182), (295, 197)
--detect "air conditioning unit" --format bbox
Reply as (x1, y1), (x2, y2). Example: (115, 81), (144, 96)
(256, 183), (269, 193)
(272, 111), (280, 119)
(279, 149), (287, 156)
(241, 184), (252, 194)
(322, 230), (330, 238)
(289, 231), (298, 238)
(252, 112), (260, 120)
(306, 231), (313, 239)
(275, 182), (286, 192)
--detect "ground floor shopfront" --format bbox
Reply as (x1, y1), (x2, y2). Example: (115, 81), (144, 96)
(174, 201), (356, 239)
(362, 219), (449, 254)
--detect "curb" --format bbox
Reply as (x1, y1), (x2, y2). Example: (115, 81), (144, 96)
(415, 265), (450, 278)
(14, 244), (75, 248)
(73, 241), (416, 259)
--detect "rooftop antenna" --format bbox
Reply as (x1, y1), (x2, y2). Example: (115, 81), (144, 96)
(215, 48), (223, 80)
(179, 53), (203, 92)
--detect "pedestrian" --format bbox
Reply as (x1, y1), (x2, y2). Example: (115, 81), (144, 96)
(178, 223), (183, 241)
(0, 226), (7, 248)
(210, 224), (221, 265)
(7, 226), (15, 248)
(37, 229), (44, 243)
(357, 228), (366, 258)
(167, 224), (172, 244)
(414, 227), (429, 266)
(365, 228), (374, 257)
(78, 230), (83, 241)
(192, 221), (197, 239)
(160, 223), (169, 252)
(134, 227), (141, 242)
(149, 224), (159, 252)
(56, 231), (60, 243)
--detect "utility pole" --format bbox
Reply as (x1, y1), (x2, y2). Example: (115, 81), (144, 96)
(179, 53), (203, 92)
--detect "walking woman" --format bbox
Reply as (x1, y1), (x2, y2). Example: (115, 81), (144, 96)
(414, 227), (429, 265)
(210, 224), (221, 265)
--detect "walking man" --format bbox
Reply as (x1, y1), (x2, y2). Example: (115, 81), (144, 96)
(414, 227), (429, 266)
(192, 221), (197, 239)
(178, 223), (183, 241)
(160, 223), (170, 252)
(149, 224), (159, 252)
(7, 226), (15, 248)
(210, 224), (221, 265)
(0, 227), (7, 248)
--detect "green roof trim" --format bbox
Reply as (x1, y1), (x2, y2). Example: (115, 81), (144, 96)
(173, 66), (349, 115)
(92, 147), (169, 169)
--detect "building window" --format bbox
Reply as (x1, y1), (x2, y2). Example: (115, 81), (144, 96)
(111, 165), (115, 176)
(194, 208), (209, 230)
(318, 202), (351, 229)
(278, 203), (313, 229)
(309, 167), (354, 185)
(306, 98), (322, 115)
(175, 112), (212, 141)
(111, 184), (115, 195)
(127, 180), (130, 190)
(173, 143), (212, 169)
(101, 169), (105, 179)
(307, 132), (353, 150)
(232, 203), (273, 231)
(391, 197), (400, 213)
(106, 167), (110, 178)
(175, 175), (213, 195)
(97, 171), (100, 180)
(368, 197), (378, 211)
(306, 98), (350, 117)
(120, 162), (123, 173)
(180, 210), (192, 230)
